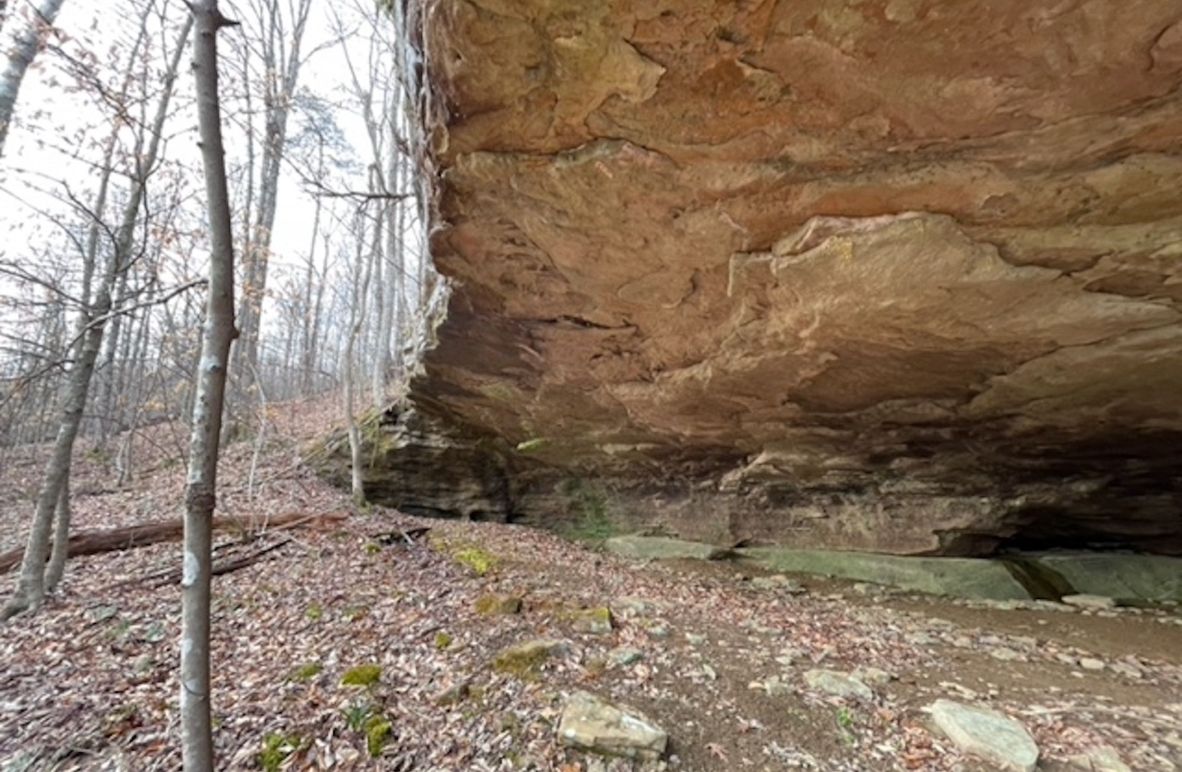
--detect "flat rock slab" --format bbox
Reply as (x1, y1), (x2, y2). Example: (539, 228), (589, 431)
(739, 548), (1032, 600)
(1030, 553), (1182, 602)
(557, 691), (668, 761)
(604, 535), (730, 562)
(926, 699), (1039, 772)
(803, 669), (874, 701)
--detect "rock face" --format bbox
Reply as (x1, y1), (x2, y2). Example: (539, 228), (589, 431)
(369, 1), (1182, 555)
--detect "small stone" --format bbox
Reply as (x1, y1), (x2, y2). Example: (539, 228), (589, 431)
(1055, 653), (1078, 666)
(1062, 594), (1116, 610)
(758, 674), (793, 697)
(1079, 657), (1105, 671)
(474, 593), (523, 615)
(1109, 661), (1143, 679)
(852, 666), (894, 687)
(492, 639), (569, 679)
(608, 647), (644, 667)
(433, 682), (470, 706)
(557, 691), (668, 761)
(990, 648), (1027, 662)
(686, 633), (706, 646)
(906, 632), (937, 645)
(751, 574), (807, 594)
(803, 669), (874, 701)
(925, 699), (1039, 772)
(646, 623), (670, 639)
(572, 607), (613, 635)
(1064, 745), (1132, 772)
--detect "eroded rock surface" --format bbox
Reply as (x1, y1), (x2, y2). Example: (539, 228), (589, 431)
(379, 0), (1182, 554)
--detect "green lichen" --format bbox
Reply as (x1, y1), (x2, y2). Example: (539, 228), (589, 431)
(364, 716), (393, 757)
(259, 732), (301, 772)
(434, 632), (453, 651)
(289, 662), (323, 682)
(365, 542), (382, 555)
(341, 664), (382, 687)
(305, 603), (324, 622)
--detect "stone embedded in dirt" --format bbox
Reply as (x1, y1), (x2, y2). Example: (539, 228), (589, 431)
(750, 574), (807, 594)
(571, 607), (613, 634)
(852, 666), (894, 687)
(608, 647), (643, 667)
(557, 691), (668, 761)
(925, 699), (1039, 772)
(685, 632), (706, 646)
(803, 669), (874, 701)
(1108, 661), (1143, 679)
(433, 682), (470, 706)
(474, 593), (523, 615)
(1079, 657), (1105, 671)
(603, 535), (730, 562)
(1063, 745), (1132, 772)
(491, 639), (570, 679)
(1062, 594), (1117, 609)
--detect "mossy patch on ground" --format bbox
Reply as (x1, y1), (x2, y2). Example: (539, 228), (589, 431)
(569, 606), (613, 634)
(289, 662), (323, 682)
(259, 732), (302, 772)
(364, 715), (393, 757)
(435, 632), (453, 650)
(341, 664), (382, 687)
(453, 546), (498, 576)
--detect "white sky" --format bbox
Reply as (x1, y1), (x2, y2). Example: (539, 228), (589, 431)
(0, 0), (425, 342)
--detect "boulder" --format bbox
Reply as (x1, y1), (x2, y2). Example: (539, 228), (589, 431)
(739, 548), (1032, 600)
(925, 699), (1039, 772)
(557, 691), (668, 761)
(603, 535), (730, 562)
(1033, 553), (1182, 603)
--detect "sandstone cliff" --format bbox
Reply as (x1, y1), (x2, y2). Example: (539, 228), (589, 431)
(352, 0), (1182, 555)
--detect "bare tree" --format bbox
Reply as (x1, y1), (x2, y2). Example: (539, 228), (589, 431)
(181, 1), (238, 768)
(0, 0), (66, 157)
(1, 10), (193, 620)
(231, 0), (313, 395)
(342, 204), (375, 505)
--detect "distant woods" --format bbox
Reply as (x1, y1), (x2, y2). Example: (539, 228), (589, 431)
(0, 0), (436, 615)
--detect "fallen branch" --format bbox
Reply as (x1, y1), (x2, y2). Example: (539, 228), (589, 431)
(140, 536), (295, 588)
(0, 510), (347, 573)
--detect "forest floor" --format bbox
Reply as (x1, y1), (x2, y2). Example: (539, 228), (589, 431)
(1, 401), (1181, 771)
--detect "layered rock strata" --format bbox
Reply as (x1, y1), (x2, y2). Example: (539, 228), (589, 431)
(344, 0), (1182, 554)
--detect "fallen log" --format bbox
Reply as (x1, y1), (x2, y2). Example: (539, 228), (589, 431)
(0, 510), (347, 573)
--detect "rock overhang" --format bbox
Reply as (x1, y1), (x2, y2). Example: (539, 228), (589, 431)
(379, 0), (1182, 554)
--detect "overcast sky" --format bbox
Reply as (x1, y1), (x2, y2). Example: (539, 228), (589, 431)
(0, 0), (422, 333)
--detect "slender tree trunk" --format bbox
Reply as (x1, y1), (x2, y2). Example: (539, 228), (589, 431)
(0, 0), (66, 157)
(182, 3), (238, 769)
(343, 211), (375, 506)
(44, 476), (70, 591)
